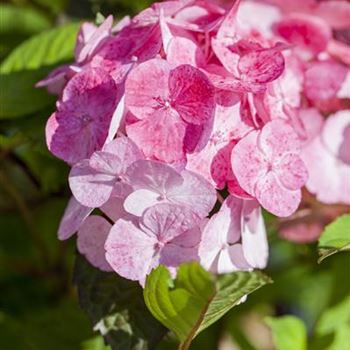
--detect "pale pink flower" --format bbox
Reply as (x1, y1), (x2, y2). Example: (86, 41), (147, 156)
(69, 136), (143, 208)
(123, 160), (216, 217)
(199, 196), (268, 273)
(105, 203), (201, 284)
(302, 110), (350, 205)
(231, 119), (308, 217)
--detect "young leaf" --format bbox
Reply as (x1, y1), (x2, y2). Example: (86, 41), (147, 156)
(0, 22), (79, 119)
(265, 316), (307, 350)
(318, 214), (350, 262)
(143, 262), (271, 350)
(74, 254), (167, 350)
(1, 22), (79, 74)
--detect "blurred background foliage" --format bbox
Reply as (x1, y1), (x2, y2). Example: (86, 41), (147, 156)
(0, 0), (349, 349)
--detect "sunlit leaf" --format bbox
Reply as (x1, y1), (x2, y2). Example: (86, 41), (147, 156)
(144, 263), (271, 350)
(318, 215), (350, 262)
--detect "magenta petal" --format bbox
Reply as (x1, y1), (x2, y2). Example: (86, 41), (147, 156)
(47, 68), (118, 164)
(238, 48), (285, 84)
(169, 64), (215, 125)
(255, 171), (301, 217)
(105, 219), (157, 281)
(304, 61), (347, 102)
(58, 197), (93, 240)
(125, 58), (171, 120)
(77, 215), (113, 272)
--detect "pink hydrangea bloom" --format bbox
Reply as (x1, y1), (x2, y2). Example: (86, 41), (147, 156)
(232, 119), (308, 217)
(125, 58), (215, 162)
(302, 110), (350, 205)
(40, 0), (350, 279)
(46, 68), (119, 164)
(69, 136), (143, 207)
(105, 203), (201, 284)
(124, 160), (216, 217)
(199, 196), (268, 273)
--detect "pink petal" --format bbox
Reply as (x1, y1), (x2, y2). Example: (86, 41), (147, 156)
(69, 159), (117, 208)
(238, 48), (285, 84)
(304, 61), (348, 102)
(199, 196), (243, 271)
(255, 171), (302, 217)
(321, 110), (350, 164)
(167, 170), (217, 217)
(125, 159), (183, 191)
(58, 197), (93, 240)
(276, 153), (308, 191)
(36, 64), (71, 95)
(302, 135), (350, 205)
(217, 244), (251, 274)
(77, 215), (113, 272)
(125, 58), (171, 120)
(141, 203), (199, 243)
(102, 136), (144, 173)
(105, 219), (157, 281)
(124, 189), (161, 216)
(76, 15), (113, 63)
(167, 37), (206, 67)
(273, 14), (331, 57)
(231, 130), (268, 196)
(241, 201), (268, 269)
(258, 119), (302, 160)
(47, 68), (118, 164)
(126, 109), (187, 163)
(169, 64), (215, 125)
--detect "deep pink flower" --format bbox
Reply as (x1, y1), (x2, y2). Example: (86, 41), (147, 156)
(125, 58), (215, 162)
(46, 68), (119, 164)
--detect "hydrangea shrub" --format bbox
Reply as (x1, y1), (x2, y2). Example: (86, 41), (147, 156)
(37, 0), (350, 348)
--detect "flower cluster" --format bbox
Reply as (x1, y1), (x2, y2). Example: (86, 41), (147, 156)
(39, 0), (350, 284)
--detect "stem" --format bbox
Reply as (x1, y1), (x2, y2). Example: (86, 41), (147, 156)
(0, 168), (50, 265)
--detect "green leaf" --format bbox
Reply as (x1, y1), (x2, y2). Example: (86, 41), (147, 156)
(265, 316), (307, 350)
(81, 336), (111, 350)
(326, 325), (350, 350)
(1, 22), (79, 74)
(32, 0), (69, 14)
(74, 254), (167, 350)
(143, 262), (271, 350)
(0, 5), (51, 36)
(316, 294), (350, 336)
(318, 215), (350, 262)
(0, 22), (80, 119)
